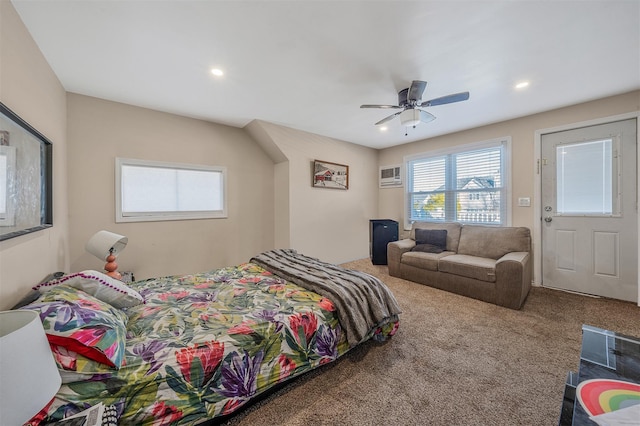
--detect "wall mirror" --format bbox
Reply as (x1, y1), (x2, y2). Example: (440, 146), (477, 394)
(0, 102), (53, 241)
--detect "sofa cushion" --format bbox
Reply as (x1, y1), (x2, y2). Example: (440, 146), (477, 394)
(457, 225), (531, 260)
(410, 222), (462, 252)
(412, 243), (444, 253)
(401, 251), (455, 271)
(439, 254), (497, 283)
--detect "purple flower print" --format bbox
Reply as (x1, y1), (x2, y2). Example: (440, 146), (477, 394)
(132, 340), (168, 375)
(315, 325), (339, 359)
(254, 310), (284, 333)
(254, 309), (278, 322)
(218, 350), (265, 398)
(33, 301), (99, 332)
(188, 291), (218, 304)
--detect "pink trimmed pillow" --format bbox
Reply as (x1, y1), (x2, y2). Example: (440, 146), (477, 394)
(21, 285), (128, 368)
(34, 270), (144, 308)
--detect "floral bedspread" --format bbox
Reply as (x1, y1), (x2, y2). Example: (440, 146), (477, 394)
(42, 263), (398, 425)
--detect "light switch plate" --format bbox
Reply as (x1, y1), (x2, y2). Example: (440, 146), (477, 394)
(518, 197), (531, 207)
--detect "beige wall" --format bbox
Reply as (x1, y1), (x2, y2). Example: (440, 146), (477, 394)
(66, 94), (275, 280)
(0, 2), (68, 310)
(378, 90), (640, 239)
(246, 121), (379, 264)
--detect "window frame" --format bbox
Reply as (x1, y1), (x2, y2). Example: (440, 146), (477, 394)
(403, 137), (512, 230)
(115, 157), (227, 223)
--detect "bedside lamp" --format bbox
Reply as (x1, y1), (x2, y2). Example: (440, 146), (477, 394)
(0, 310), (62, 425)
(86, 230), (128, 280)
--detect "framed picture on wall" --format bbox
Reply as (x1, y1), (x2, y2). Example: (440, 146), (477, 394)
(312, 160), (349, 190)
(0, 102), (53, 241)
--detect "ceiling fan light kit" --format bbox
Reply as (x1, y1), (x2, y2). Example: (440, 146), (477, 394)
(400, 109), (421, 127)
(398, 109), (437, 127)
(362, 80), (469, 128)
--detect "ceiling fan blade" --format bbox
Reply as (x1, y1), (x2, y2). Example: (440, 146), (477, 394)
(420, 91), (470, 107)
(419, 110), (436, 124)
(375, 111), (402, 125)
(407, 80), (427, 102)
(360, 104), (402, 109)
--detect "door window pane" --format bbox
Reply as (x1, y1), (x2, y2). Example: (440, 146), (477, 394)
(556, 139), (614, 215)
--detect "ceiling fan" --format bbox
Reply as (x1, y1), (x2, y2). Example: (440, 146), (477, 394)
(360, 80), (469, 127)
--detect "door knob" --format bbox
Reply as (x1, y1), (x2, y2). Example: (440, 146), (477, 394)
(544, 216), (552, 223)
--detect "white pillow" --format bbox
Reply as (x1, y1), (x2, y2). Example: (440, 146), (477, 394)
(34, 270), (144, 308)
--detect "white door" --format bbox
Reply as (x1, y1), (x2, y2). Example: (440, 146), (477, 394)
(541, 119), (637, 302)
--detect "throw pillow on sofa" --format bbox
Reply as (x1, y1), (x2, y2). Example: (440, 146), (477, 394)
(412, 229), (447, 253)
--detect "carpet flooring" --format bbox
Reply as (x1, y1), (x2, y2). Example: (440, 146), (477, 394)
(221, 258), (640, 426)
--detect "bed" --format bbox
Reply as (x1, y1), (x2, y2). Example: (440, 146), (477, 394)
(18, 249), (401, 425)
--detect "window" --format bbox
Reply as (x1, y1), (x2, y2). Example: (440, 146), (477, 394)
(556, 138), (616, 215)
(116, 158), (227, 223)
(405, 138), (510, 227)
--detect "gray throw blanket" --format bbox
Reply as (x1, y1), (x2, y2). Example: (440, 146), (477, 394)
(251, 249), (401, 347)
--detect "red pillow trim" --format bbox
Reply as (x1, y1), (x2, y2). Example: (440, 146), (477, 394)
(46, 334), (116, 368)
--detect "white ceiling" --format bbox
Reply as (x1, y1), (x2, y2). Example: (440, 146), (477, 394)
(11, 0), (640, 149)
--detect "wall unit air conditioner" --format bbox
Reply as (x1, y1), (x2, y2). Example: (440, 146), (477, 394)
(379, 165), (402, 188)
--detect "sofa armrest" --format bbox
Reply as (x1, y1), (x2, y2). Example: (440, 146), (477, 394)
(387, 239), (415, 277)
(497, 251), (529, 265)
(495, 251), (532, 309)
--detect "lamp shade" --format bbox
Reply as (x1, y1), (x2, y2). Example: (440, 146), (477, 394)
(0, 310), (61, 425)
(86, 230), (128, 260)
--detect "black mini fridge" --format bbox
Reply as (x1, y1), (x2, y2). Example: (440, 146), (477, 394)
(369, 219), (399, 265)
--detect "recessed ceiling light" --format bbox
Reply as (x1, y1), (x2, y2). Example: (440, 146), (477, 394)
(515, 81), (530, 89)
(379, 126), (388, 132)
(211, 68), (224, 77)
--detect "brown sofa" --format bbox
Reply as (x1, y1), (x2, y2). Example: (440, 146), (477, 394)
(387, 222), (532, 309)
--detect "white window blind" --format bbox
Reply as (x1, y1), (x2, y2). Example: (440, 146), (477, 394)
(116, 158), (227, 222)
(556, 139), (615, 215)
(406, 139), (509, 226)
